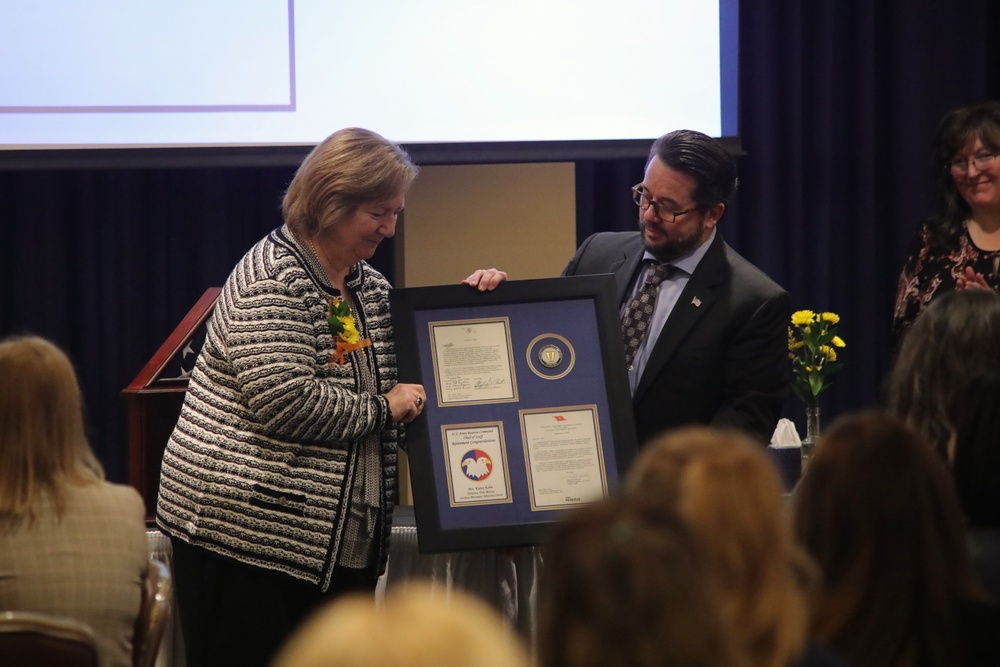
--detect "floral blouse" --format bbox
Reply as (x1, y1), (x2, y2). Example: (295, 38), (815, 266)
(893, 222), (1000, 345)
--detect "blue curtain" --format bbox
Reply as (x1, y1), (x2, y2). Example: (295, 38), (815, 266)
(577, 0), (1000, 433)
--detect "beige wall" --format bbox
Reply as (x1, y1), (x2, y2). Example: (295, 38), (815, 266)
(394, 162), (578, 503)
(398, 162), (577, 286)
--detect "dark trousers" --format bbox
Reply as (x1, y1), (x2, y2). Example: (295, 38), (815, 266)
(169, 537), (377, 667)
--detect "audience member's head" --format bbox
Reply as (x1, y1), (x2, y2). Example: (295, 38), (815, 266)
(0, 335), (104, 529)
(271, 582), (529, 667)
(537, 494), (740, 667)
(792, 410), (984, 667)
(886, 288), (1000, 457)
(624, 426), (813, 667)
(946, 371), (1000, 529)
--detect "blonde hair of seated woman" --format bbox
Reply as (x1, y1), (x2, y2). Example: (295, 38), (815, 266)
(0, 335), (106, 524)
(536, 494), (743, 667)
(271, 581), (529, 667)
(625, 426), (816, 667)
(0, 335), (149, 667)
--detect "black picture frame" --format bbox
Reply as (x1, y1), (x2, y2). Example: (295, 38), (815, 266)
(390, 275), (638, 553)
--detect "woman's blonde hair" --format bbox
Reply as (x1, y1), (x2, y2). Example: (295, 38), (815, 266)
(624, 426), (814, 667)
(0, 335), (104, 530)
(282, 127), (418, 238)
(537, 494), (742, 667)
(272, 582), (529, 667)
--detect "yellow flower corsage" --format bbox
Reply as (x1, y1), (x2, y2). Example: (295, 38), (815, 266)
(326, 297), (371, 365)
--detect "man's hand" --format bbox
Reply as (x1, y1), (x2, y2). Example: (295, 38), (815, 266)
(462, 268), (508, 292)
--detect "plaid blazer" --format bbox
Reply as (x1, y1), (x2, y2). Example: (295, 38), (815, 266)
(0, 482), (149, 667)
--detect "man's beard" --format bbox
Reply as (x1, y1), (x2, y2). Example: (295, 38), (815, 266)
(640, 218), (705, 261)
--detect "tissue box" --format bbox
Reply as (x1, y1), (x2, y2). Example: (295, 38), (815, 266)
(767, 445), (801, 492)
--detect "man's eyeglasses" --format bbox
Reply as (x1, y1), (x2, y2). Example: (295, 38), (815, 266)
(631, 185), (696, 224)
(946, 152), (999, 175)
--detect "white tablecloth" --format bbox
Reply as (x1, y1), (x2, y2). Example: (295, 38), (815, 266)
(381, 506), (544, 639)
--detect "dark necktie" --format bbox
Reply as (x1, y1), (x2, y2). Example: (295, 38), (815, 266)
(621, 262), (673, 368)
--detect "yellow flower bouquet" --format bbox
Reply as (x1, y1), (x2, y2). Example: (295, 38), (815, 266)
(788, 310), (846, 408)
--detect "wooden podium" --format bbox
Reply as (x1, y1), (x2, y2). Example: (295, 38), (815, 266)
(122, 288), (221, 516)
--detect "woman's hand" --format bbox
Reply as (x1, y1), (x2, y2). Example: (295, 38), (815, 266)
(386, 383), (426, 424)
(462, 268), (508, 292)
(956, 266), (991, 291)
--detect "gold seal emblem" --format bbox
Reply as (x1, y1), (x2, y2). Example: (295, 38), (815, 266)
(538, 344), (563, 368)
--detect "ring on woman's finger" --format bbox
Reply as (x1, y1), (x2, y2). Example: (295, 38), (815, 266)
(416, 396), (423, 407)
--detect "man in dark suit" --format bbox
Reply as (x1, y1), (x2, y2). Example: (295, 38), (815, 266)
(563, 129), (791, 445)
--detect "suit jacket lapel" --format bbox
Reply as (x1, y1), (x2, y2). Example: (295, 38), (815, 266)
(634, 234), (728, 402)
(611, 240), (645, 306)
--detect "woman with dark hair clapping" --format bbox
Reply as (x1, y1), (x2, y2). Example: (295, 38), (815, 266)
(893, 101), (1000, 346)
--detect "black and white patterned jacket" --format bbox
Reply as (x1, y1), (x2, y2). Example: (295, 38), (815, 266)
(156, 225), (401, 589)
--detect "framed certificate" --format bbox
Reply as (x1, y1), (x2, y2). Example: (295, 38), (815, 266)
(390, 275), (638, 553)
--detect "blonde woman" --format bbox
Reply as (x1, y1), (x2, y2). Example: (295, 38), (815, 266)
(0, 335), (149, 667)
(625, 426), (840, 667)
(272, 582), (529, 667)
(156, 127), (506, 667)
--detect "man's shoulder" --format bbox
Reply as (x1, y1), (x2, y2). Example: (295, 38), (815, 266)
(575, 231), (642, 261)
(582, 230), (642, 250)
(718, 239), (787, 297)
(564, 231), (641, 276)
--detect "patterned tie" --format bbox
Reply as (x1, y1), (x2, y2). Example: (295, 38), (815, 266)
(621, 262), (673, 368)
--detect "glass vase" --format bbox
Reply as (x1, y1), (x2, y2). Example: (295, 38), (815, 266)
(800, 405), (821, 472)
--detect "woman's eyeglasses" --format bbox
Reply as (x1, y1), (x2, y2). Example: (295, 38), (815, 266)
(946, 152), (999, 175)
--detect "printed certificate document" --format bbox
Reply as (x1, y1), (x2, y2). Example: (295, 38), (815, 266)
(521, 406), (607, 510)
(441, 422), (513, 506)
(429, 318), (518, 405)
